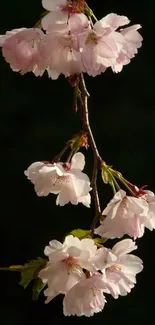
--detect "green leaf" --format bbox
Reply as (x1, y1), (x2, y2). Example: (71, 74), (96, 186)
(101, 168), (109, 184)
(69, 229), (91, 240)
(94, 237), (108, 247)
(19, 257), (47, 289)
(32, 278), (46, 301)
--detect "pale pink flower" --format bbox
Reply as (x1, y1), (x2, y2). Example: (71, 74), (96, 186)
(94, 190), (149, 239)
(39, 251), (85, 303)
(78, 13), (142, 76)
(112, 24), (143, 72)
(24, 152), (91, 207)
(39, 14), (89, 78)
(39, 235), (97, 303)
(63, 274), (108, 317)
(0, 28), (45, 76)
(93, 239), (143, 297)
(78, 22), (121, 77)
(141, 190), (155, 231)
(44, 235), (97, 270)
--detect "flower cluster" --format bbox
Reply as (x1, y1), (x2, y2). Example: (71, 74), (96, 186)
(0, 0), (142, 78)
(0, 0), (150, 319)
(39, 235), (143, 316)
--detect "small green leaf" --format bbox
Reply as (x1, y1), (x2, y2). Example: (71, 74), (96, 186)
(94, 237), (108, 247)
(101, 169), (109, 184)
(19, 257), (47, 289)
(69, 229), (91, 240)
(32, 278), (46, 301)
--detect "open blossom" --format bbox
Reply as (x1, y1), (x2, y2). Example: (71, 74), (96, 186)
(63, 274), (107, 317)
(24, 152), (91, 207)
(93, 239), (143, 297)
(39, 235), (97, 303)
(39, 13), (89, 78)
(78, 13), (142, 76)
(112, 24), (143, 72)
(44, 235), (97, 268)
(141, 190), (155, 230)
(94, 190), (149, 239)
(0, 28), (45, 76)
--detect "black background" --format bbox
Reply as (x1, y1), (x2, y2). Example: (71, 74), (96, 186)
(0, 1), (155, 324)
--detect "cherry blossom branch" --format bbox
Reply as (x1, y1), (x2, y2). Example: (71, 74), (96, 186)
(79, 73), (102, 234)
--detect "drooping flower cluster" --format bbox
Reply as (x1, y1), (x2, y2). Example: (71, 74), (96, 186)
(0, 0), (150, 319)
(25, 152), (91, 207)
(39, 235), (143, 316)
(95, 189), (155, 239)
(0, 0), (143, 78)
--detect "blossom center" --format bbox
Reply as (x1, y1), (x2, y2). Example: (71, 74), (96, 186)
(61, 35), (76, 53)
(85, 32), (99, 46)
(63, 256), (78, 274)
(51, 174), (71, 186)
(107, 264), (121, 273)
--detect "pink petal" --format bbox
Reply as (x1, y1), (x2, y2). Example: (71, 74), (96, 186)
(42, 0), (66, 11)
(41, 11), (68, 30)
(112, 239), (137, 257)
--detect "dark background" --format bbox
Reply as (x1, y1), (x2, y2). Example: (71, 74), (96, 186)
(0, 0), (155, 324)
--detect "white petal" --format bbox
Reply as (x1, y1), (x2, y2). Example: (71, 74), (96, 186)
(102, 190), (126, 216)
(73, 174), (91, 198)
(71, 152), (85, 171)
(47, 68), (60, 79)
(44, 240), (63, 256)
(24, 161), (43, 178)
(99, 13), (130, 30)
(120, 254), (143, 274)
(64, 235), (81, 250)
(78, 193), (91, 207)
(56, 182), (78, 206)
(93, 247), (117, 270)
(112, 239), (137, 257)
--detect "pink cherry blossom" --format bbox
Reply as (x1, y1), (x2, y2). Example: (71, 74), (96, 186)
(77, 13), (142, 76)
(24, 152), (91, 207)
(63, 274), (107, 317)
(39, 235), (98, 303)
(0, 28), (45, 76)
(39, 14), (89, 78)
(93, 239), (143, 297)
(39, 30), (83, 78)
(112, 24), (143, 72)
(78, 22), (121, 77)
(141, 190), (155, 230)
(94, 190), (149, 239)
(44, 235), (97, 270)
(39, 251), (85, 303)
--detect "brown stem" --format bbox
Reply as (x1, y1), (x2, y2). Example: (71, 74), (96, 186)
(79, 73), (102, 235)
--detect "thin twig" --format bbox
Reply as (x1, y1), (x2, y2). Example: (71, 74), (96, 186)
(79, 73), (102, 235)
